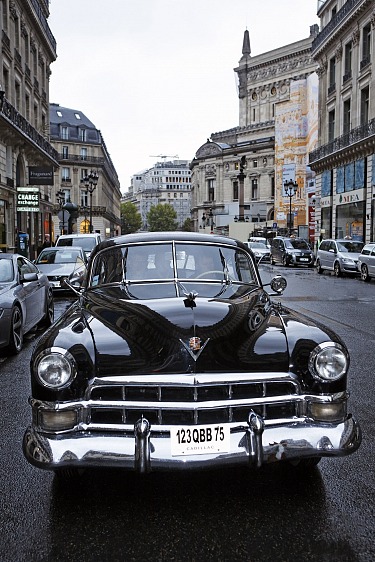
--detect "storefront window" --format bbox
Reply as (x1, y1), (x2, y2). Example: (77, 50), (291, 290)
(335, 202), (364, 241)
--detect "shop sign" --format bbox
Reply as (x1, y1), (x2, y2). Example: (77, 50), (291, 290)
(16, 187), (40, 212)
(28, 166), (54, 185)
(336, 189), (364, 205)
(320, 197), (332, 208)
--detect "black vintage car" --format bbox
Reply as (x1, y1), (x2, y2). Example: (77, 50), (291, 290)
(23, 232), (361, 477)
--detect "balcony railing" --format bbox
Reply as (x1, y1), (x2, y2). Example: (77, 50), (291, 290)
(309, 117), (375, 164)
(312, 0), (362, 53)
(343, 70), (352, 83)
(0, 98), (58, 162)
(59, 153), (105, 165)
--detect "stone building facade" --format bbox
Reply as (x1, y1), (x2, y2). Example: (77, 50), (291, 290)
(49, 103), (121, 241)
(0, 0), (58, 257)
(124, 159), (192, 230)
(190, 26), (319, 242)
(309, 0), (375, 243)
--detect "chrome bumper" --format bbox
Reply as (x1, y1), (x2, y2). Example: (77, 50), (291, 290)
(23, 413), (361, 473)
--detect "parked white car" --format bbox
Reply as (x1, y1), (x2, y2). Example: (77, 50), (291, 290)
(357, 242), (375, 282)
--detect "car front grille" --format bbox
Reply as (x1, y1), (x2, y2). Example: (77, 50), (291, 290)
(85, 375), (301, 428)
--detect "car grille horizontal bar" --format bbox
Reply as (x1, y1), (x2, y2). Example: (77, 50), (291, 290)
(86, 378), (300, 426)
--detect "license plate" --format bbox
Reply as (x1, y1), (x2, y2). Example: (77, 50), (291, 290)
(299, 258), (308, 261)
(170, 424), (230, 456)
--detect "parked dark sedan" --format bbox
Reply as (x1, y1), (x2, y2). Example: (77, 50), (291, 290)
(23, 232), (360, 478)
(0, 253), (54, 353)
(271, 237), (315, 267)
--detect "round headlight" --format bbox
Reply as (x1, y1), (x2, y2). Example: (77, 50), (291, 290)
(309, 342), (348, 382)
(35, 348), (76, 388)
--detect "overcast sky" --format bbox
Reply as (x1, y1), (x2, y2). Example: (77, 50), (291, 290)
(48, 1), (319, 193)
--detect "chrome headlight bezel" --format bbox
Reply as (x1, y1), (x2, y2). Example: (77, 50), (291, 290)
(34, 347), (76, 389)
(309, 342), (349, 382)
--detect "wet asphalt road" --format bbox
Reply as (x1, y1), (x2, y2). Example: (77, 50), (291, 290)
(0, 267), (374, 562)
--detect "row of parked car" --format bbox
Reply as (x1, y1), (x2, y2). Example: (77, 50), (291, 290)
(247, 236), (375, 282)
(0, 233), (101, 354)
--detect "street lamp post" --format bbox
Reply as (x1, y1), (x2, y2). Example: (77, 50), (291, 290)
(56, 190), (66, 235)
(81, 170), (99, 233)
(283, 179), (298, 235)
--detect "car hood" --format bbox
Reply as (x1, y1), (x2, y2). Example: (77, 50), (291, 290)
(287, 248), (313, 254)
(0, 282), (12, 295)
(36, 264), (81, 276)
(33, 285), (346, 400)
(340, 252), (361, 260)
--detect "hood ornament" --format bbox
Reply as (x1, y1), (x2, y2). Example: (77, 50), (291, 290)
(180, 337), (210, 361)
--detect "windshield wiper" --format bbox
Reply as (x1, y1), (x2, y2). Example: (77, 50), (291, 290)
(219, 249), (231, 285)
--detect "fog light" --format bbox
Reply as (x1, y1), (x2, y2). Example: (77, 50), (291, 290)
(309, 402), (346, 422)
(40, 410), (77, 431)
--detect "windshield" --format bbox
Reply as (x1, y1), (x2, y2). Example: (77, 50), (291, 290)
(249, 242), (268, 249)
(89, 242), (259, 298)
(337, 241), (364, 253)
(285, 239), (310, 250)
(36, 249), (84, 264)
(57, 237), (96, 250)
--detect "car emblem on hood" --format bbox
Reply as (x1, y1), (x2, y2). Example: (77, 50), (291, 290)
(180, 337), (210, 361)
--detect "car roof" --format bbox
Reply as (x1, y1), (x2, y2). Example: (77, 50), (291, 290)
(91, 231), (245, 260)
(57, 233), (99, 238)
(41, 245), (84, 252)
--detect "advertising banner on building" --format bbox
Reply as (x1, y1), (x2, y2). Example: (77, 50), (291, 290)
(28, 166), (54, 185)
(16, 187), (40, 212)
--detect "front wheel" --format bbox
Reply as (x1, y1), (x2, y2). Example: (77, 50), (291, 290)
(333, 262), (342, 277)
(8, 306), (23, 354)
(282, 255), (288, 267)
(361, 264), (371, 282)
(316, 259), (323, 274)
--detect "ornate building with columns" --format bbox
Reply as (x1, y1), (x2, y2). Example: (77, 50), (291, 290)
(309, 0), (375, 243)
(190, 25), (319, 242)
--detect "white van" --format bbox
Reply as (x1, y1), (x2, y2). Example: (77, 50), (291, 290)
(55, 233), (101, 258)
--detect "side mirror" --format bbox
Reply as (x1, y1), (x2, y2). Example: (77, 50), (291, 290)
(270, 275), (287, 294)
(21, 272), (38, 283)
(263, 275), (287, 295)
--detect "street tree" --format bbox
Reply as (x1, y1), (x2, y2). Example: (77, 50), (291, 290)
(147, 204), (178, 232)
(121, 201), (142, 234)
(181, 217), (193, 232)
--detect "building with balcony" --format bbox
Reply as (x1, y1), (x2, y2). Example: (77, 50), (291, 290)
(49, 103), (121, 240)
(0, 0), (58, 257)
(190, 25), (319, 242)
(123, 159), (192, 230)
(309, 0), (375, 242)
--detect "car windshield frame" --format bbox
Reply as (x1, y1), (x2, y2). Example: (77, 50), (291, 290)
(336, 241), (364, 253)
(285, 239), (310, 250)
(36, 248), (85, 265)
(88, 241), (260, 299)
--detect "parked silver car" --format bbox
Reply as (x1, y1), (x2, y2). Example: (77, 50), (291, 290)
(357, 242), (375, 282)
(0, 253), (54, 353)
(245, 241), (271, 263)
(35, 246), (87, 292)
(316, 239), (364, 277)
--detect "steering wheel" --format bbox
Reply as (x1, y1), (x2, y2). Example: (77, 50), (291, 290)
(195, 270), (225, 279)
